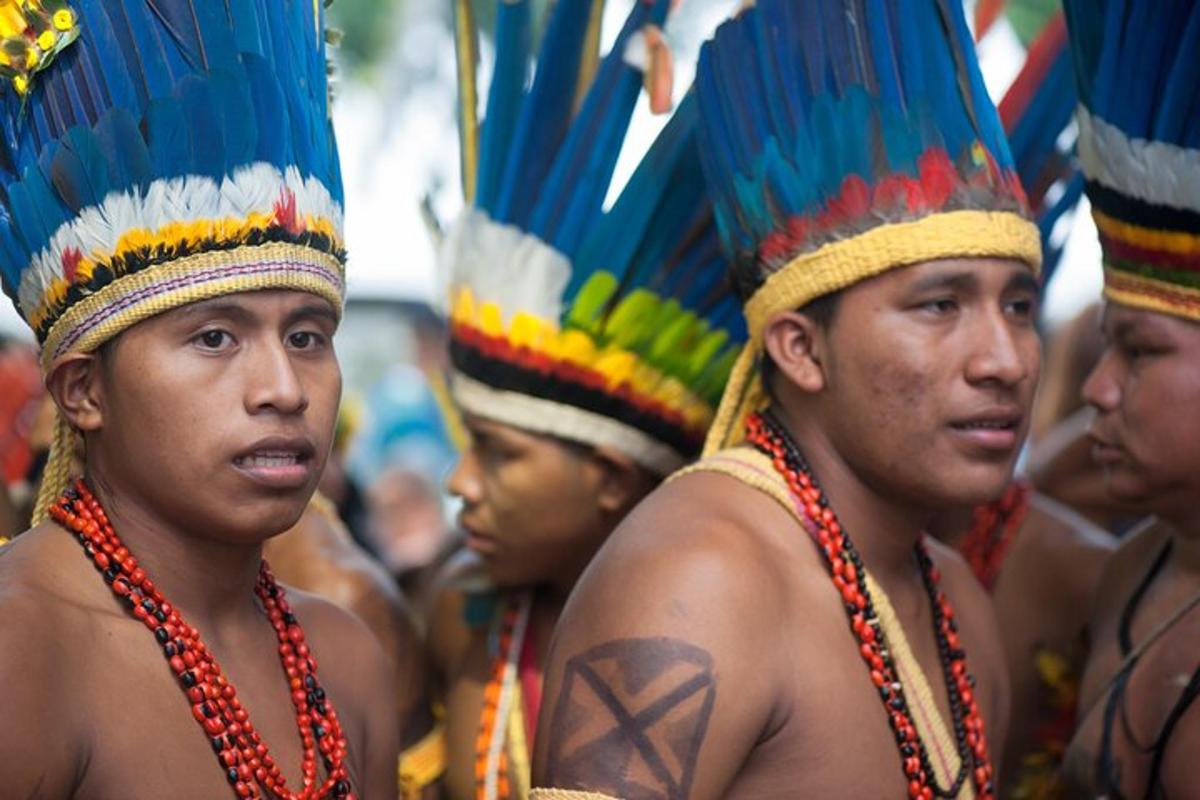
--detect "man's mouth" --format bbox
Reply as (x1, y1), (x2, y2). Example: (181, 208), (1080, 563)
(234, 451), (305, 468)
(232, 437), (316, 489)
(948, 409), (1023, 452)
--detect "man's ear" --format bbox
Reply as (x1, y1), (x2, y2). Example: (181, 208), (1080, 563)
(761, 310), (830, 394)
(45, 352), (106, 433)
(589, 446), (658, 517)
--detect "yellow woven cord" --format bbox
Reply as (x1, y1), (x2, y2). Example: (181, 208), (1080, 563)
(866, 572), (975, 798)
(30, 411), (76, 525)
(507, 679), (532, 799)
(1103, 267), (1200, 323)
(702, 210), (1042, 456)
(398, 718), (448, 800)
(529, 791), (622, 800)
(40, 242), (344, 371)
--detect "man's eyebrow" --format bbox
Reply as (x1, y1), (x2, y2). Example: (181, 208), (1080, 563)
(170, 299), (255, 324)
(909, 271), (978, 294)
(1005, 271), (1040, 294)
(283, 302), (339, 327)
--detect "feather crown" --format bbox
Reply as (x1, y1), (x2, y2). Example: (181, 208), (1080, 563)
(0, 0), (344, 366)
(443, 0), (745, 476)
(693, 0), (1044, 455)
(1065, 0), (1200, 321)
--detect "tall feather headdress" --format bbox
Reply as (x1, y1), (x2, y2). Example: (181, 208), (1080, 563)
(442, 0), (745, 476)
(694, 0), (1044, 453)
(1065, 0), (1200, 321)
(0, 0), (344, 519)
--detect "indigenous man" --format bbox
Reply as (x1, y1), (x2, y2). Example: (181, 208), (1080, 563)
(531, 1), (1045, 797)
(1059, 2), (1200, 796)
(428, 2), (743, 798)
(0, 2), (397, 797)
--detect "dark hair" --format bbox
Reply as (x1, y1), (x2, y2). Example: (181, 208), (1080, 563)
(761, 291), (841, 401)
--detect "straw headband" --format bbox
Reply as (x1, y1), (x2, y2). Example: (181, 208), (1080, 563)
(703, 209), (1042, 455)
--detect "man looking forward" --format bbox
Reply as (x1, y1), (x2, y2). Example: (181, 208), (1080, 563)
(0, 2), (397, 797)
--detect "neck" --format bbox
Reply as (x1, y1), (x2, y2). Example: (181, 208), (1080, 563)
(771, 405), (930, 584)
(1163, 511), (1200, 576)
(85, 470), (264, 629)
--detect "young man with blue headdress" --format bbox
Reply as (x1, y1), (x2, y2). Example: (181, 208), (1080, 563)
(0, 2), (409, 796)
(426, 2), (745, 798)
(531, 1), (1047, 797)
(1058, 2), (1200, 796)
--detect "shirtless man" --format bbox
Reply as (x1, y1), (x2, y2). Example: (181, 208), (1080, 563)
(531, 1), (1046, 797)
(428, 2), (741, 797)
(1059, 3), (1200, 795)
(0, 3), (396, 797)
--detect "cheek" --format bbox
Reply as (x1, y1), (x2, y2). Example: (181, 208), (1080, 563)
(1127, 364), (1200, 466)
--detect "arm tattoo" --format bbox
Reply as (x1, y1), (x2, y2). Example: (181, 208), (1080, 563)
(544, 637), (716, 800)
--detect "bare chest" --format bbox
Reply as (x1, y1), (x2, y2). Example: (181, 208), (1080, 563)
(1064, 615), (1200, 798)
(68, 616), (338, 800)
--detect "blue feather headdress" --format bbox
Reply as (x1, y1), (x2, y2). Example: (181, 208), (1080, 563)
(1064, 0), (1200, 321)
(442, 0), (745, 476)
(0, 0), (344, 363)
(693, 0), (1044, 454)
(999, 12), (1083, 291)
(0, 0), (343, 519)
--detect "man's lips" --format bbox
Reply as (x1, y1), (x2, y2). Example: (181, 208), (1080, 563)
(232, 435), (316, 489)
(458, 518), (498, 556)
(1087, 430), (1126, 465)
(947, 407), (1023, 452)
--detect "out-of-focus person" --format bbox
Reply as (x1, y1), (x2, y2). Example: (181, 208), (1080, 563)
(1056, 2), (1200, 797)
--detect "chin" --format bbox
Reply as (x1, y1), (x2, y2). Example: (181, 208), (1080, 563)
(926, 462), (1014, 509)
(222, 494), (312, 542)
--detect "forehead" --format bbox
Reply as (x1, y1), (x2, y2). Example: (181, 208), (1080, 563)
(159, 290), (339, 322)
(875, 256), (1037, 290)
(1102, 303), (1200, 342)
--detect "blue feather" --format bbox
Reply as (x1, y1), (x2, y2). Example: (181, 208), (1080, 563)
(143, 97), (191, 178)
(51, 126), (111, 211)
(176, 76), (225, 179)
(475, 0), (531, 215)
(94, 108), (153, 192)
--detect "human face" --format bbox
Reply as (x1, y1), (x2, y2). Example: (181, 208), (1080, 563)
(1082, 303), (1200, 517)
(446, 415), (608, 588)
(92, 290), (341, 542)
(813, 258), (1040, 509)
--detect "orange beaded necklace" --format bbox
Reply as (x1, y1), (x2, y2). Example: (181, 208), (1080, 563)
(474, 591), (534, 800)
(49, 479), (355, 800)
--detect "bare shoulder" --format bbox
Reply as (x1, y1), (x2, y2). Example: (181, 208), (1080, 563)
(532, 470), (806, 799)
(425, 548), (490, 676)
(284, 585), (392, 682)
(0, 524), (94, 794)
(1090, 518), (1167, 623)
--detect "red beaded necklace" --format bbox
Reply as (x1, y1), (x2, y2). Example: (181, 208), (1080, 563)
(958, 481), (1030, 592)
(746, 413), (995, 800)
(49, 479), (355, 800)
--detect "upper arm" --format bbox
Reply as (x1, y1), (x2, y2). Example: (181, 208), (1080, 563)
(531, 487), (781, 800)
(0, 594), (80, 797)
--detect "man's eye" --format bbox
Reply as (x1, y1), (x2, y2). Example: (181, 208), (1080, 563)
(921, 298), (957, 314)
(196, 330), (232, 349)
(1006, 298), (1036, 318)
(288, 331), (325, 349)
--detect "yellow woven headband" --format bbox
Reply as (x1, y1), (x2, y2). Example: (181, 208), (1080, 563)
(702, 209), (1043, 456)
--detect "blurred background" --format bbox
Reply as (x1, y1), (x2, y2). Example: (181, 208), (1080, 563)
(0, 0), (1105, 580)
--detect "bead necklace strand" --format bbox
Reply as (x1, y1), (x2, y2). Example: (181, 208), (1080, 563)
(747, 412), (994, 800)
(475, 591), (533, 800)
(49, 480), (355, 800)
(959, 481), (1030, 592)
